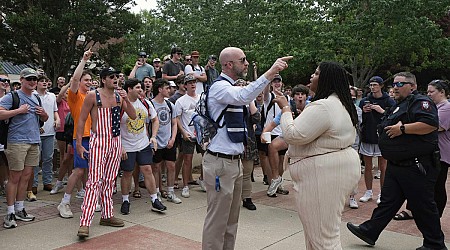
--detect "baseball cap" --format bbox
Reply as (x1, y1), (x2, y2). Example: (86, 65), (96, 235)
(138, 51), (147, 57)
(369, 76), (383, 84)
(273, 74), (282, 82)
(163, 55), (171, 61)
(153, 58), (161, 63)
(20, 68), (38, 78)
(169, 81), (177, 87)
(191, 51), (200, 57)
(208, 55), (217, 60)
(99, 67), (121, 78)
(184, 74), (196, 84)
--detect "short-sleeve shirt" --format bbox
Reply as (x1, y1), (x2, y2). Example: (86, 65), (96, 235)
(0, 90), (41, 144)
(68, 89), (91, 138)
(437, 101), (450, 164)
(36, 91), (58, 136)
(162, 60), (185, 76)
(175, 94), (199, 138)
(135, 63), (156, 81)
(120, 99), (156, 152)
(184, 64), (206, 94)
(151, 99), (175, 149)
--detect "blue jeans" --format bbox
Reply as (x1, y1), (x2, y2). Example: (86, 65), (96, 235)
(33, 135), (54, 187)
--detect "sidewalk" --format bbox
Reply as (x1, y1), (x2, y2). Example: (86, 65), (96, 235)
(0, 167), (448, 250)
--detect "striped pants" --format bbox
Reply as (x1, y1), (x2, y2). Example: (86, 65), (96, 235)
(79, 132), (121, 227)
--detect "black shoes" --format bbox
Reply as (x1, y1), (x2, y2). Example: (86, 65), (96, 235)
(346, 222), (375, 246)
(151, 199), (167, 212)
(416, 246), (448, 250)
(121, 201), (130, 215)
(242, 198), (256, 210)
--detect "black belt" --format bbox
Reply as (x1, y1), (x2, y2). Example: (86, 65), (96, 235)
(207, 150), (242, 160)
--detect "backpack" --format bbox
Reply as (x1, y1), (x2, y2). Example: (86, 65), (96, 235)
(63, 112), (74, 144)
(190, 79), (230, 150)
(0, 91), (20, 148)
(262, 92), (288, 125)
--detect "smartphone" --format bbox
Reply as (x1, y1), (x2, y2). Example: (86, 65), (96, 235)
(364, 100), (370, 105)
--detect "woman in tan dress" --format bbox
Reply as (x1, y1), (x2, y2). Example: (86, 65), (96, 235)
(274, 62), (361, 249)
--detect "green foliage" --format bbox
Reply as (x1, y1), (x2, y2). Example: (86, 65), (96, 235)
(0, 0), (140, 83)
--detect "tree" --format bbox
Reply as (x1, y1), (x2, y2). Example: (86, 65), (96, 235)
(0, 0), (140, 83)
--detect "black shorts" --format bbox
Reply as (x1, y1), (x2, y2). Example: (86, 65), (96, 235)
(120, 144), (153, 172)
(55, 132), (65, 141)
(260, 135), (287, 156)
(255, 135), (266, 151)
(182, 139), (205, 155)
(153, 147), (177, 163)
(0, 151), (8, 167)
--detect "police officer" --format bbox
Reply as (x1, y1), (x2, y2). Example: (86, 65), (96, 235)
(347, 72), (447, 250)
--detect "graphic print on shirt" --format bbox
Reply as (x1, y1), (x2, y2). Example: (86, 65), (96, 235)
(157, 106), (171, 126)
(126, 107), (147, 134)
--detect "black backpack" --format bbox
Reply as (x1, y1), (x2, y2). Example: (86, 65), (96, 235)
(0, 91), (20, 148)
(63, 112), (74, 144)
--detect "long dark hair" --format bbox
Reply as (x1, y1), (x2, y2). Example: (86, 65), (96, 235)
(312, 62), (358, 127)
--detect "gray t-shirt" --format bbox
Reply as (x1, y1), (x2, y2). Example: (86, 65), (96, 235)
(135, 63), (156, 81)
(0, 90), (41, 144)
(162, 60), (185, 76)
(151, 99), (174, 149)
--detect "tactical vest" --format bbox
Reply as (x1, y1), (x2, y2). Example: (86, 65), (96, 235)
(214, 75), (248, 144)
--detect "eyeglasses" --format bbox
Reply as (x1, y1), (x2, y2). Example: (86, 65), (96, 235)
(25, 77), (38, 81)
(229, 57), (247, 64)
(185, 58), (192, 61)
(108, 74), (119, 79)
(392, 81), (412, 87)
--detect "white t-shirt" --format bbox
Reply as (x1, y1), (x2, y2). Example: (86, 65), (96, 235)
(185, 64), (206, 95)
(36, 91), (58, 136)
(120, 99), (157, 152)
(263, 92), (290, 136)
(174, 94), (199, 138)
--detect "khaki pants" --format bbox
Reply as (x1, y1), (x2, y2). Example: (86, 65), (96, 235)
(202, 153), (243, 250)
(241, 159), (253, 199)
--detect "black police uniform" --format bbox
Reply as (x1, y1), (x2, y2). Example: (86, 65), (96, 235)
(357, 94), (446, 249)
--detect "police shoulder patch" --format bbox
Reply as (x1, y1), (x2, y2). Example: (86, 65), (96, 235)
(421, 101), (431, 111)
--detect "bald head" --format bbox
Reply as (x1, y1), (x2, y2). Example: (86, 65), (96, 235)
(219, 47), (244, 67)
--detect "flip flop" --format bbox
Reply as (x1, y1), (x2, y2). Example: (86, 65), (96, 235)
(133, 190), (141, 198)
(394, 211), (413, 220)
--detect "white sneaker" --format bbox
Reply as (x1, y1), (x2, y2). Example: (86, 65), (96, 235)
(349, 197), (359, 209)
(359, 190), (373, 202)
(181, 186), (190, 198)
(95, 203), (101, 212)
(167, 192), (182, 204)
(50, 183), (64, 195)
(267, 176), (283, 196)
(76, 189), (85, 199)
(376, 194), (381, 204)
(197, 178), (206, 192)
(57, 202), (73, 218)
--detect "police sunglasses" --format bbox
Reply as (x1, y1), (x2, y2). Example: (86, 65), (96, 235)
(392, 81), (412, 88)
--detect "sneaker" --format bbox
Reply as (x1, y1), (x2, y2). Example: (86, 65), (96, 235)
(95, 203), (101, 212)
(151, 199), (167, 212)
(62, 176), (68, 185)
(57, 202), (73, 218)
(121, 201), (130, 215)
(50, 183), (64, 195)
(376, 194), (381, 204)
(267, 176), (283, 196)
(181, 186), (190, 198)
(27, 191), (37, 202)
(374, 170), (381, 179)
(242, 198), (257, 210)
(157, 192), (162, 202)
(76, 189), (85, 199)
(167, 192), (182, 204)
(349, 197), (359, 209)
(276, 185), (289, 195)
(197, 178), (206, 192)
(3, 213), (17, 229)
(77, 226), (89, 238)
(15, 208), (35, 222)
(99, 217), (124, 227)
(359, 190), (373, 202)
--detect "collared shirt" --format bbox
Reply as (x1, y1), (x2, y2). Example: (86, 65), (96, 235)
(208, 73), (270, 155)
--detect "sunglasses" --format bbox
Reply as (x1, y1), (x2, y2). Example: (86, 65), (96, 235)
(229, 57), (247, 64)
(108, 74), (119, 79)
(185, 58), (192, 61)
(176, 52), (183, 55)
(0, 78), (10, 83)
(25, 76), (38, 81)
(392, 81), (412, 87)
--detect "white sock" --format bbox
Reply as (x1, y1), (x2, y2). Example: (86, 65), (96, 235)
(7, 205), (15, 214)
(14, 201), (24, 212)
(56, 180), (63, 186)
(150, 194), (157, 202)
(122, 195), (129, 202)
(168, 187), (174, 193)
(62, 193), (71, 204)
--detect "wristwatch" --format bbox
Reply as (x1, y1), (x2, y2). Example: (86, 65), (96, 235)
(400, 124), (406, 134)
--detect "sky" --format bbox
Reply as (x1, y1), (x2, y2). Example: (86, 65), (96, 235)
(128, 0), (157, 13)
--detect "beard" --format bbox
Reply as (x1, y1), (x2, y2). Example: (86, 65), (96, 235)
(233, 64), (248, 79)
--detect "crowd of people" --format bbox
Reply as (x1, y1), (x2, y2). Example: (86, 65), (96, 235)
(0, 46), (448, 250)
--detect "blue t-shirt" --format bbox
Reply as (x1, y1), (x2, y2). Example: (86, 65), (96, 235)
(0, 90), (41, 144)
(135, 63), (156, 81)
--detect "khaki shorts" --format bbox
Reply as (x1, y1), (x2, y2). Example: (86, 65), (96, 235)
(5, 143), (40, 171)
